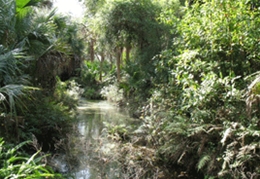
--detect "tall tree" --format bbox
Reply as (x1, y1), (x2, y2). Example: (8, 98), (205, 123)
(96, 0), (166, 83)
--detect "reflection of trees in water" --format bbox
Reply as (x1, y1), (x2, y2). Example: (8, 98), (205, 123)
(65, 101), (133, 179)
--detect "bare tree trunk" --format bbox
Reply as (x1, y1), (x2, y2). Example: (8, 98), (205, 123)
(125, 44), (131, 64)
(99, 53), (104, 82)
(116, 47), (123, 81)
(109, 53), (113, 70)
(90, 38), (95, 61)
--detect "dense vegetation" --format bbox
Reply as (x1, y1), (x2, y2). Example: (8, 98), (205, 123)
(82, 0), (260, 178)
(2, 0), (260, 178)
(0, 0), (83, 177)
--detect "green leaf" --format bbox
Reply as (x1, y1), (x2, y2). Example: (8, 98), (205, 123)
(16, 0), (31, 8)
(198, 155), (211, 171)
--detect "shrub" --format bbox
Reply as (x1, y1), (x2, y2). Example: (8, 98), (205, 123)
(100, 83), (123, 103)
(0, 138), (63, 178)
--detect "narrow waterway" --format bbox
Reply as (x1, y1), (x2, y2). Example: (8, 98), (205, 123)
(53, 99), (137, 179)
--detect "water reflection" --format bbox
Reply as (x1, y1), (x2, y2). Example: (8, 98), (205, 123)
(73, 169), (91, 179)
(62, 100), (134, 179)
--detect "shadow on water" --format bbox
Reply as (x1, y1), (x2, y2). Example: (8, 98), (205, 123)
(52, 99), (137, 179)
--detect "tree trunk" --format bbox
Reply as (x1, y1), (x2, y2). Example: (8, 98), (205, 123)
(109, 53), (114, 70)
(90, 38), (95, 61)
(116, 47), (123, 81)
(99, 53), (104, 81)
(125, 44), (131, 64)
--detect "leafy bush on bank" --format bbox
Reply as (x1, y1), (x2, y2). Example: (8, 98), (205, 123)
(97, 0), (260, 178)
(0, 138), (63, 179)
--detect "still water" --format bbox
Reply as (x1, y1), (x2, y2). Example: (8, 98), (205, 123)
(52, 99), (136, 179)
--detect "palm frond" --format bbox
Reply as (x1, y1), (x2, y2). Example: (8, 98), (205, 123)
(0, 84), (38, 114)
(0, 0), (16, 46)
(198, 154), (211, 171)
(0, 46), (18, 83)
(0, 85), (25, 114)
(24, 8), (58, 57)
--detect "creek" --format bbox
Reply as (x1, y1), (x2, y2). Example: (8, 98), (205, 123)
(52, 99), (137, 179)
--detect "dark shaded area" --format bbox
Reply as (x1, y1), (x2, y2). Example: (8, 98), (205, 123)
(35, 53), (82, 88)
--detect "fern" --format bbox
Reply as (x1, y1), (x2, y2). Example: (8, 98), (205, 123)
(198, 154), (211, 171)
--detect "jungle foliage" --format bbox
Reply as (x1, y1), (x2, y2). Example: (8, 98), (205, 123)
(0, 138), (63, 178)
(2, 0), (260, 178)
(0, 0), (84, 177)
(82, 0), (260, 178)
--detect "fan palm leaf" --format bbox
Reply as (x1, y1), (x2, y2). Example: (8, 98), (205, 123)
(26, 8), (57, 57)
(0, 0), (16, 46)
(0, 44), (36, 115)
(0, 47), (37, 138)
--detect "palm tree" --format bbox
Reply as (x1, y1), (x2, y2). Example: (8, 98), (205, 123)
(0, 0), (85, 138)
(32, 11), (84, 87)
(0, 0), (41, 138)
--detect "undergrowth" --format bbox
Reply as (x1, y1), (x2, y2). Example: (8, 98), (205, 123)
(95, 71), (260, 178)
(0, 138), (63, 178)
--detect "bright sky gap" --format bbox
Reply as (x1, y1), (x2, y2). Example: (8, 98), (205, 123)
(53, 0), (85, 18)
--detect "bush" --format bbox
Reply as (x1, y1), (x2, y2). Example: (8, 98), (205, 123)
(77, 61), (104, 99)
(0, 138), (63, 178)
(20, 91), (75, 151)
